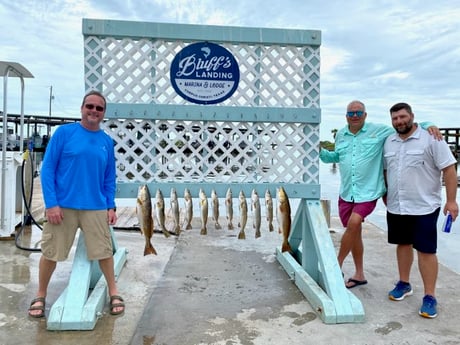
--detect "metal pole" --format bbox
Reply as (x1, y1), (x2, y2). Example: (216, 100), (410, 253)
(1, 67), (12, 231)
(0, 61), (34, 237)
(19, 78), (25, 152)
(48, 86), (53, 137)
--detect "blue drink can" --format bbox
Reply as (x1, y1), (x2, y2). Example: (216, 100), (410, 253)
(442, 213), (453, 233)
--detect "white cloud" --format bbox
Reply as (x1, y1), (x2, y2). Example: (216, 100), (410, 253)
(374, 71), (410, 83)
(320, 46), (352, 79)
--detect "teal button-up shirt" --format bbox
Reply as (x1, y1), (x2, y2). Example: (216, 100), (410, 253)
(320, 121), (433, 203)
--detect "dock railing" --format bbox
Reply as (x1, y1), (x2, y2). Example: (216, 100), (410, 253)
(441, 128), (460, 173)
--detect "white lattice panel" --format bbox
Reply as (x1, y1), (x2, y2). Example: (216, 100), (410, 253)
(101, 120), (319, 184)
(84, 37), (320, 108)
(84, 20), (322, 195)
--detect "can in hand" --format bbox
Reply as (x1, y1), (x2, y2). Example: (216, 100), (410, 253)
(442, 213), (453, 233)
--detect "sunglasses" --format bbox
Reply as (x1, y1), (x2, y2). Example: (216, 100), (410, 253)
(84, 104), (105, 112)
(346, 110), (365, 117)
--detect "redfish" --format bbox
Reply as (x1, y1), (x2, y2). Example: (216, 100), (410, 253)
(277, 186), (292, 252)
(136, 185), (157, 256)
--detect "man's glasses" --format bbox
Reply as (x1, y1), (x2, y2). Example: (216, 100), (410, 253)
(85, 104), (105, 112)
(346, 110), (364, 117)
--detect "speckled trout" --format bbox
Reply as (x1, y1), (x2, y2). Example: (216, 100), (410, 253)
(170, 187), (181, 235)
(136, 185), (157, 256)
(211, 189), (221, 229)
(265, 189), (274, 232)
(238, 190), (248, 240)
(184, 188), (193, 230)
(225, 187), (234, 230)
(199, 188), (208, 235)
(251, 189), (261, 238)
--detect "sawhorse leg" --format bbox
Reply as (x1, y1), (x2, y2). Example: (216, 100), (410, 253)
(47, 227), (127, 330)
(276, 199), (365, 324)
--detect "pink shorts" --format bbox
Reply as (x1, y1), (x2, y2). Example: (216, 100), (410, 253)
(338, 197), (378, 227)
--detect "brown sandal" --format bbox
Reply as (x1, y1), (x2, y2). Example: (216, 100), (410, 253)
(28, 297), (46, 318)
(109, 295), (125, 315)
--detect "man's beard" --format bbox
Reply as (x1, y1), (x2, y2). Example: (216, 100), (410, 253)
(396, 123), (413, 135)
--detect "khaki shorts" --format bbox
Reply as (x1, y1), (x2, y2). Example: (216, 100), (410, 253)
(41, 209), (113, 261)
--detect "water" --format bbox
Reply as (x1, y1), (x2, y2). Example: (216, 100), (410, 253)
(319, 162), (460, 274)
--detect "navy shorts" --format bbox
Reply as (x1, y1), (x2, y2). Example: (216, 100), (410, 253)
(387, 208), (440, 254)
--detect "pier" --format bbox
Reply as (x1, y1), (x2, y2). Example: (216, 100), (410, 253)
(441, 127), (460, 166)
(2, 176), (460, 344)
(440, 128), (460, 184)
(441, 127), (460, 155)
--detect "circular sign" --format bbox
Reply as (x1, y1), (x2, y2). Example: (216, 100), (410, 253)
(170, 42), (240, 105)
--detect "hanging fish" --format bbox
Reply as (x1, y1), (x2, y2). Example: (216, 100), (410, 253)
(136, 185), (157, 255)
(170, 187), (181, 235)
(251, 189), (261, 238)
(265, 189), (274, 232)
(225, 187), (234, 230)
(184, 188), (193, 230)
(277, 186), (292, 252)
(155, 189), (170, 238)
(238, 190), (248, 240)
(199, 188), (208, 235)
(211, 189), (221, 229)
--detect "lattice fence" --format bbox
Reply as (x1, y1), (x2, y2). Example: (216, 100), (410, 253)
(102, 119), (319, 184)
(84, 36), (320, 108)
(83, 20), (321, 194)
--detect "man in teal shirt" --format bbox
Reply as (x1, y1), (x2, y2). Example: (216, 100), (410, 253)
(320, 100), (439, 288)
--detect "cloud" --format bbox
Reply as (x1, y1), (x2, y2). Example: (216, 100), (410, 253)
(1, 0), (459, 134)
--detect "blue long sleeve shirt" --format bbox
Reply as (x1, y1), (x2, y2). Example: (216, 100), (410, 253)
(320, 121), (433, 203)
(40, 122), (117, 210)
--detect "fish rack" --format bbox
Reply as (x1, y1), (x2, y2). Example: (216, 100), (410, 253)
(44, 19), (364, 331)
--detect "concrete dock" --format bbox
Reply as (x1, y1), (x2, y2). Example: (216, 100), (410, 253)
(1, 213), (460, 345)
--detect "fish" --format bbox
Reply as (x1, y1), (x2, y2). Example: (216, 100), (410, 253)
(170, 188), (181, 235)
(155, 189), (170, 238)
(265, 189), (274, 232)
(136, 185), (157, 256)
(277, 186), (292, 252)
(211, 189), (221, 229)
(184, 188), (193, 230)
(251, 189), (261, 238)
(225, 187), (234, 230)
(199, 188), (208, 235)
(238, 190), (248, 239)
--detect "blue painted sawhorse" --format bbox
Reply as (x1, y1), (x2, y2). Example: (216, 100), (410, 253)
(47, 227), (128, 330)
(276, 199), (365, 324)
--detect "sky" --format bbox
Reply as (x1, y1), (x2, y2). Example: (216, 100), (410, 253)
(1, 0), (459, 140)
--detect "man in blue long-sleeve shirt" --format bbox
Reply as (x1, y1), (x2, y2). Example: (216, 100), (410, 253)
(320, 100), (439, 288)
(28, 91), (125, 318)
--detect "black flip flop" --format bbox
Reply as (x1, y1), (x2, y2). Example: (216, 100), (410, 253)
(346, 278), (368, 289)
